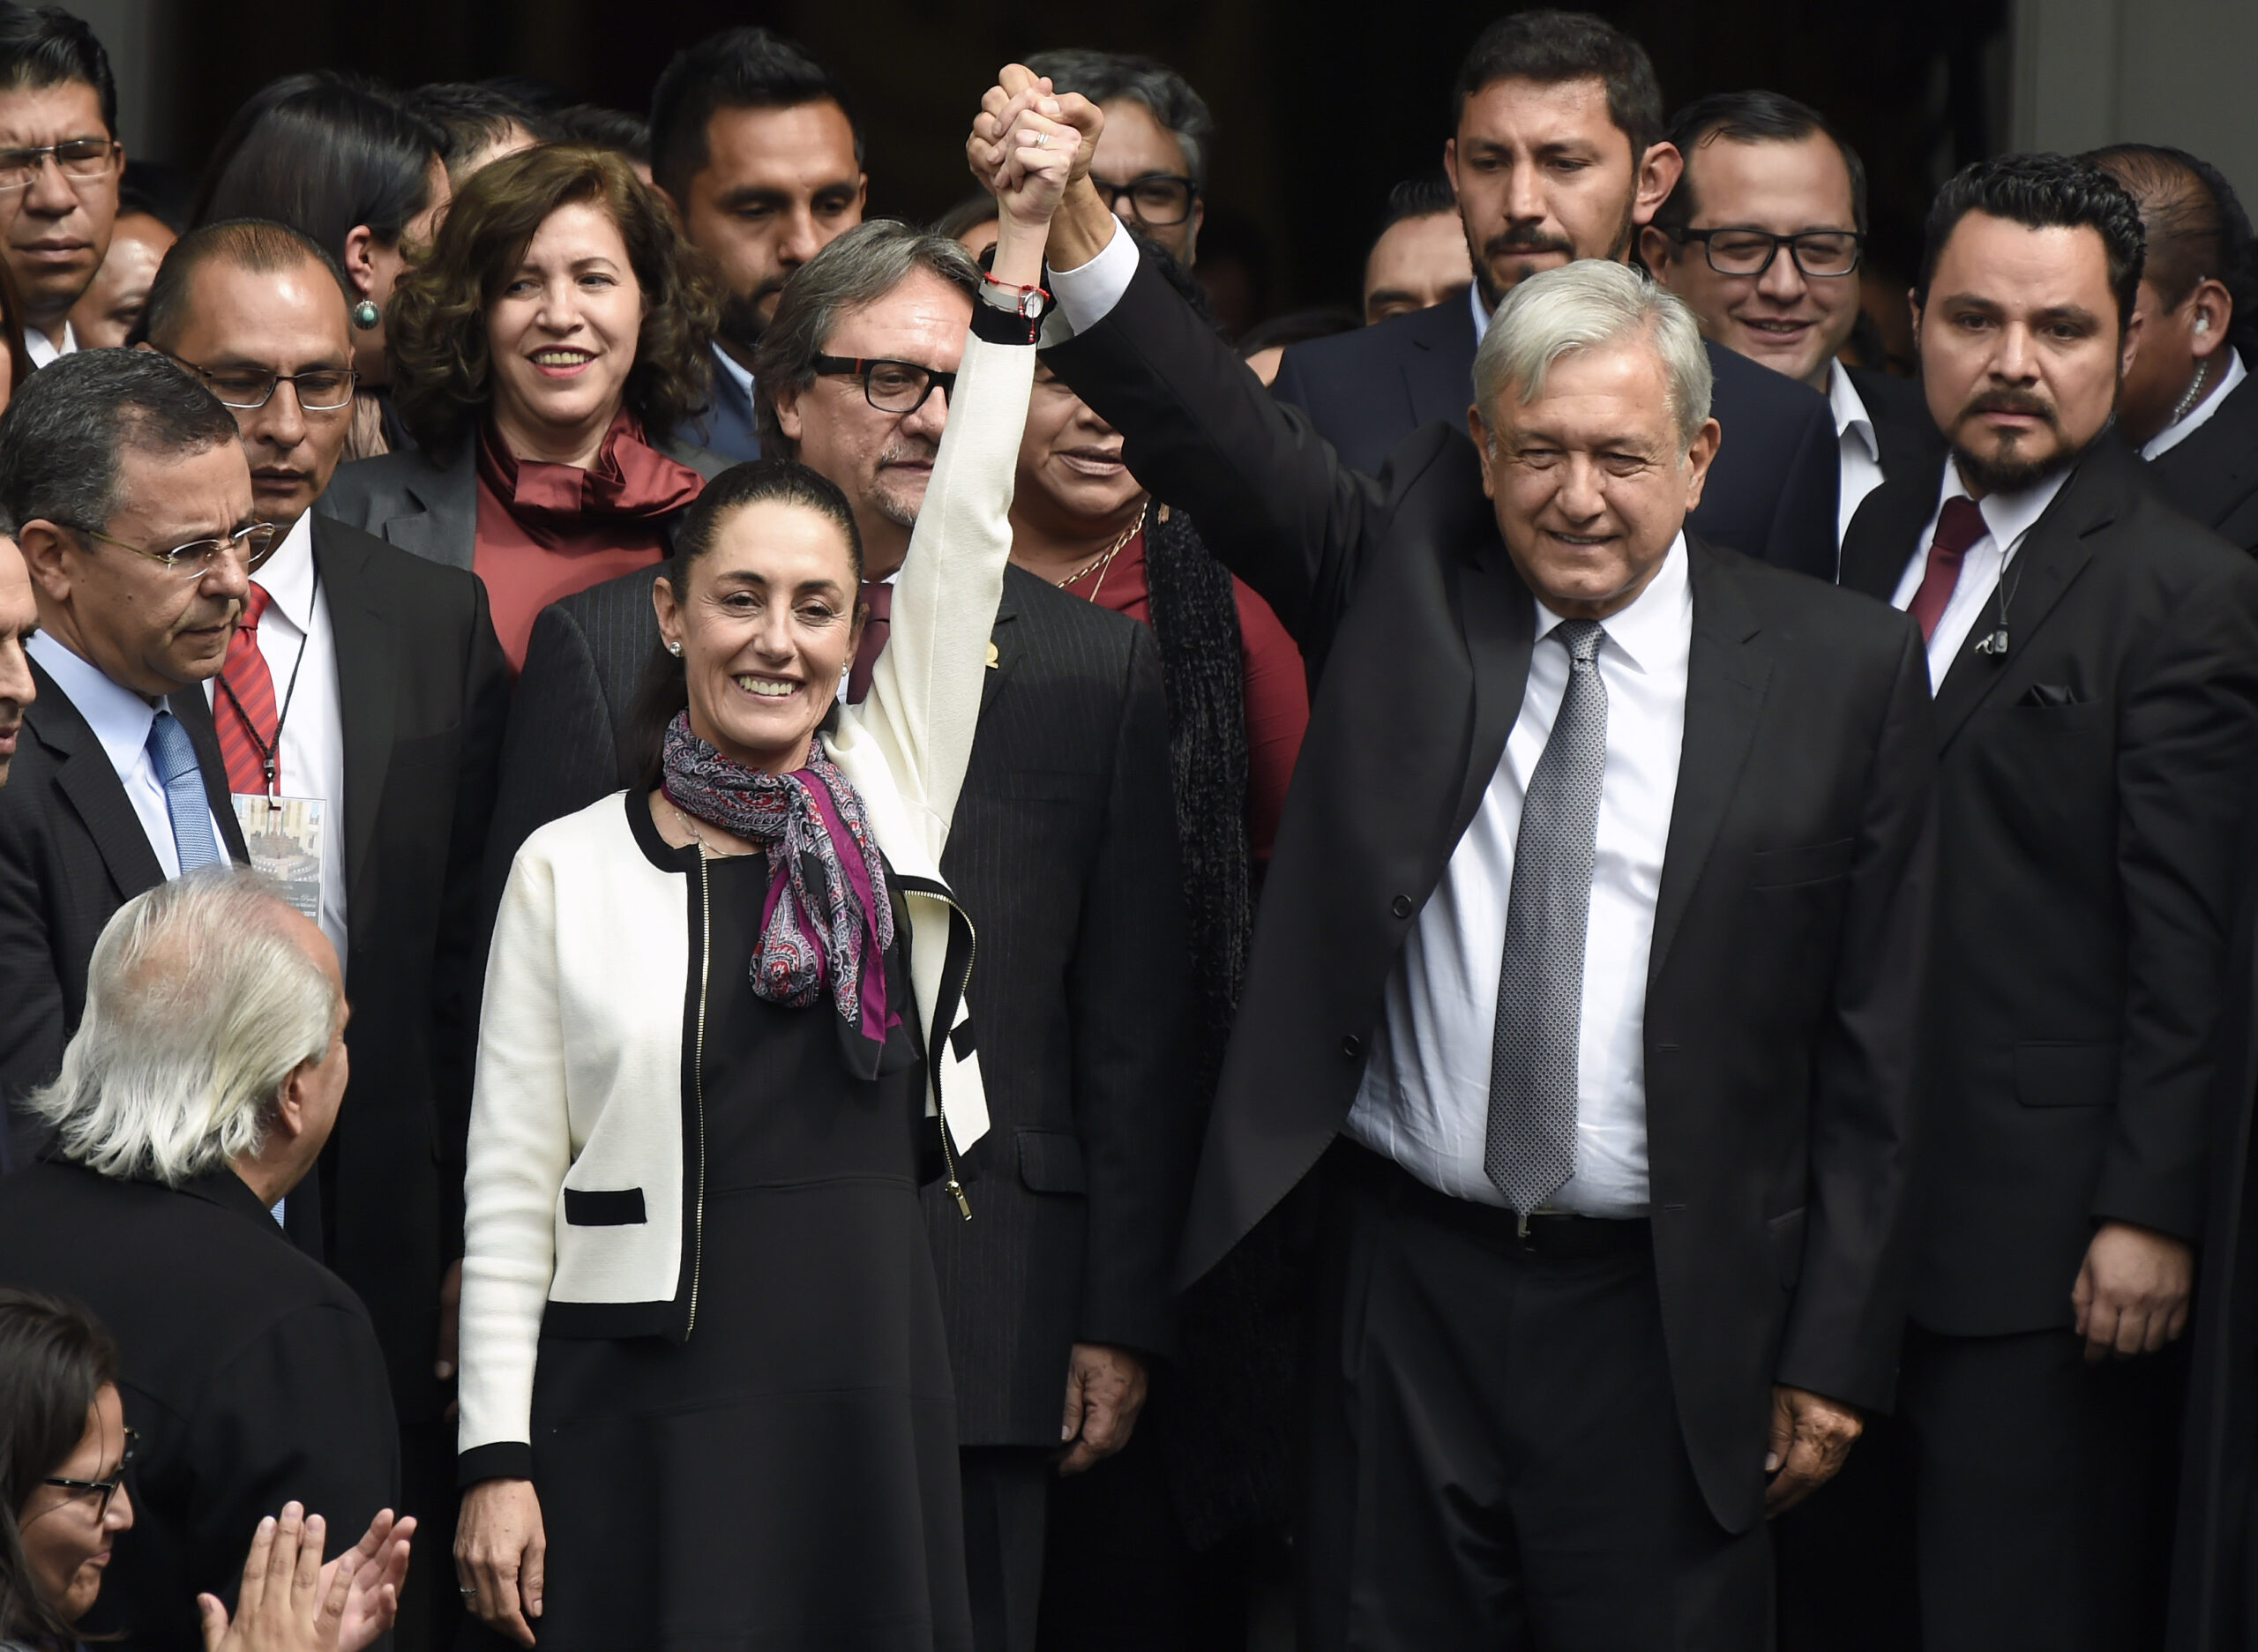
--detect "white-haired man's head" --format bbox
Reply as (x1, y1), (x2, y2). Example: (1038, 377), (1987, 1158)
(1468, 258), (1721, 619)
(28, 869), (348, 1203)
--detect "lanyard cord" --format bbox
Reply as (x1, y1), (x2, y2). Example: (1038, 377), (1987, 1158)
(214, 563), (320, 799)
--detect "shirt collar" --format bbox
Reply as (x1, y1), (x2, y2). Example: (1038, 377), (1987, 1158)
(711, 341), (755, 401)
(2142, 347), (2249, 460)
(1532, 529), (1692, 676)
(1935, 457), (2072, 563)
(22, 319), (74, 369)
(1828, 363), (1880, 462)
(253, 513), (318, 634)
(1470, 281), (1493, 344)
(26, 629), (162, 775)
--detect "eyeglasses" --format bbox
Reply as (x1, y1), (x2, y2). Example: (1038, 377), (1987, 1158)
(61, 520), (280, 579)
(1092, 172), (1199, 228)
(812, 355), (956, 415)
(165, 354), (359, 414)
(42, 1428), (136, 1518)
(1672, 227), (1865, 279)
(0, 137), (119, 196)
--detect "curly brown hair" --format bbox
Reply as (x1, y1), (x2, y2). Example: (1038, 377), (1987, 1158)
(387, 144), (722, 457)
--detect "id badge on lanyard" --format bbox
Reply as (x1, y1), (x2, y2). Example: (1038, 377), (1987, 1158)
(233, 793), (326, 923)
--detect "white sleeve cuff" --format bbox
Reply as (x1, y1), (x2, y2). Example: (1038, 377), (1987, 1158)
(1048, 218), (1139, 337)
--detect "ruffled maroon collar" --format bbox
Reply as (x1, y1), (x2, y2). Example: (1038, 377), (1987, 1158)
(476, 408), (705, 528)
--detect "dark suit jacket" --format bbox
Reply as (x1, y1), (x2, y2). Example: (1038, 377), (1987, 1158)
(302, 515), (510, 1422)
(0, 1161), (400, 1652)
(1271, 283), (1843, 579)
(1046, 248), (1937, 1533)
(675, 348), (761, 463)
(314, 430), (733, 568)
(484, 561), (1198, 1448)
(1846, 364), (1948, 487)
(1840, 437), (2258, 1335)
(2143, 348), (2258, 553)
(0, 669), (248, 1170)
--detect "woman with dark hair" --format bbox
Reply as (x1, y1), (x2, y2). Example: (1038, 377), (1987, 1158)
(319, 144), (729, 672)
(195, 71), (451, 460)
(448, 93), (1077, 1651)
(0, 1290), (411, 1652)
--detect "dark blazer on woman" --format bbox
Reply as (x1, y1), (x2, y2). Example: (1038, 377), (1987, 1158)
(314, 430), (733, 569)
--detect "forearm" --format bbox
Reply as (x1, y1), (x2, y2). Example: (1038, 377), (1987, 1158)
(1045, 176), (1119, 275)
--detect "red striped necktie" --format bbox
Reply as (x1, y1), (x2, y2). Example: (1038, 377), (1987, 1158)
(214, 582), (279, 794)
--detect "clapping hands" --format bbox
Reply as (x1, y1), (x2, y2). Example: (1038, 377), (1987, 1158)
(198, 1503), (415, 1652)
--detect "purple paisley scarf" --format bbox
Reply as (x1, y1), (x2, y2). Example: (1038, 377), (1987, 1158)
(661, 714), (896, 1074)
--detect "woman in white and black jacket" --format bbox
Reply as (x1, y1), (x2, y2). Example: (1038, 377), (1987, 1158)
(448, 89), (1085, 1652)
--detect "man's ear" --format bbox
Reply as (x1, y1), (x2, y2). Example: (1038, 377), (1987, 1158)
(15, 521), (75, 605)
(2120, 305), (2145, 382)
(773, 383), (806, 445)
(269, 1060), (315, 1145)
(1633, 141), (1683, 228)
(1468, 402), (1499, 501)
(1639, 225), (1679, 283)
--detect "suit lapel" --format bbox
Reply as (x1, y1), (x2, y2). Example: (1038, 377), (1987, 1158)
(982, 570), (1025, 712)
(383, 446), (478, 570)
(1928, 445), (2120, 751)
(1650, 546), (1771, 979)
(312, 518), (398, 898)
(1837, 467), (1942, 600)
(1404, 295), (1479, 434)
(1446, 523), (1534, 843)
(32, 664), (165, 895)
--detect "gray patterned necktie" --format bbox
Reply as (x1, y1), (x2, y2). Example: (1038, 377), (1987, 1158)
(1485, 618), (1607, 1222)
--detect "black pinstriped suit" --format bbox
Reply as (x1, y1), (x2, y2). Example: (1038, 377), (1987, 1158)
(481, 557), (1199, 1646)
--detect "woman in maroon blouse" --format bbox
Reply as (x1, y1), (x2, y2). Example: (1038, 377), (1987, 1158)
(320, 145), (728, 671)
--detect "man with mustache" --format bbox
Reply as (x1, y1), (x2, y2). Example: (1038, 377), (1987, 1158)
(483, 220), (1196, 1652)
(1271, 9), (1843, 579)
(0, 4), (121, 368)
(1815, 153), (2258, 1651)
(0, 349), (256, 1172)
(648, 26), (866, 462)
(138, 216), (510, 1650)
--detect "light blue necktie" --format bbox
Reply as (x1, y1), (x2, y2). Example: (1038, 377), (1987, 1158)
(146, 708), (224, 872)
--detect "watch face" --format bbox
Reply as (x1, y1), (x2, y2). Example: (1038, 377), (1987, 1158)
(1021, 291), (1047, 319)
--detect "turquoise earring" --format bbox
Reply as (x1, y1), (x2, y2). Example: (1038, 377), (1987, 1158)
(350, 299), (380, 331)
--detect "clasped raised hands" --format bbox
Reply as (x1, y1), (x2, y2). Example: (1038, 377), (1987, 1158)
(966, 64), (1104, 234)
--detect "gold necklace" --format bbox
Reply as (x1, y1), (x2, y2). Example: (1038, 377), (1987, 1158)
(1056, 501), (1150, 600)
(670, 804), (755, 860)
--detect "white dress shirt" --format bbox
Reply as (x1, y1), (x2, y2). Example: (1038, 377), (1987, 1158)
(712, 341), (755, 406)
(22, 320), (74, 369)
(1470, 280), (1494, 343)
(1344, 536), (1693, 1216)
(2142, 347), (2248, 460)
(26, 630), (227, 878)
(1889, 460), (2070, 689)
(1828, 364), (1887, 547)
(209, 512), (350, 971)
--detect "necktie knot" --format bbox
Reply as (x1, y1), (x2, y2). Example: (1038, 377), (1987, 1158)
(1907, 497), (1990, 644)
(1554, 618), (1604, 668)
(1932, 496), (1988, 563)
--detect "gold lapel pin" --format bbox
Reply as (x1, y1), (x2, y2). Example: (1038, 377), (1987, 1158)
(985, 642), (999, 669)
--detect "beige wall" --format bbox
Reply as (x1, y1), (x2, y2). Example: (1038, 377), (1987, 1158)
(2013, 0), (2258, 199)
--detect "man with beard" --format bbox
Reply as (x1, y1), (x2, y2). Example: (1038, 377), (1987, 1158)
(0, 349), (256, 1170)
(482, 221), (1197, 1652)
(1816, 153), (2258, 1651)
(1271, 10), (1842, 579)
(648, 26), (866, 461)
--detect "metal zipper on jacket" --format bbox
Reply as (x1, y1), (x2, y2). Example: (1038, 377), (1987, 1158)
(929, 890), (978, 1221)
(686, 843), (712, 1333)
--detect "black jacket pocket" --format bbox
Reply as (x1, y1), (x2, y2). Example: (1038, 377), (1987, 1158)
(563, 1186), (647, 1225)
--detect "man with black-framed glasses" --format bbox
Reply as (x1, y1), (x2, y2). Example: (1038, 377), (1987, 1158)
(0, 4), (123, 368)
(1644, 91), (1945, 545)
(0, 348), (259, 1175)
(1026, 49), (1209, 267)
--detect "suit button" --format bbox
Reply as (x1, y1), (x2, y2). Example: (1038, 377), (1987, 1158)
(1342, 1035), (1364, 1061)
(1391, 894), (1414, 919)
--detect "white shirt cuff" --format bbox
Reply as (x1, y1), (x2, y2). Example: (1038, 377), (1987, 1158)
(1047, 218), (1138, 337)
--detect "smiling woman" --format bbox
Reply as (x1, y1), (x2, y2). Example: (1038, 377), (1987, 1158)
(318, 145), (729, 670)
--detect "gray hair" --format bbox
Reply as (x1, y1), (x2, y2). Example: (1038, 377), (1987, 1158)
(1025, 49), (1215, 189)
(1471, 259), (1714, 454)
(0, 348), (240, 539)
(26, 869), (340, 1187)
(751, 220), (979, 456)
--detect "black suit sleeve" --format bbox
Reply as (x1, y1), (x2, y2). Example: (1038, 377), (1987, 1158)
(1066, 624), (1199, 1358)
(1776, 621), (1938, 1409)
(430, 586), (512, 1252)
(1044, 251), (1397, 664)
(481, 601), (635, 919)
(0, 802), (62, 1170)
(1764, 388), (1843, 580)
(183, 1304), (401, 1615)
(2097, 554), (2258, 1238)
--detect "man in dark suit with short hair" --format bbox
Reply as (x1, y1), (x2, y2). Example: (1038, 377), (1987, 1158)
(1822, 155), (2258, 1652)
(0, 350), (255, 1174)
(1009, 67), (1934, 1641)
(485, 219), (1196, 1652)
(1273, 12), (1842, 580)
(134, 217), (511, 1652)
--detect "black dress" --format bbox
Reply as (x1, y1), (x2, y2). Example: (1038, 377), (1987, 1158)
(524, 833), (973, 1650)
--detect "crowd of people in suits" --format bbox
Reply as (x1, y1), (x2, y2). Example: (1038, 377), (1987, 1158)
(0, 4), (2255, 1650)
